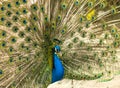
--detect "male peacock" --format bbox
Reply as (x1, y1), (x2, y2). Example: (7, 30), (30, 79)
(0, 0), (120, 88)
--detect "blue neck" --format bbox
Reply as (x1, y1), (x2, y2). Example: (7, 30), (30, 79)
(52, 53), (64, 83)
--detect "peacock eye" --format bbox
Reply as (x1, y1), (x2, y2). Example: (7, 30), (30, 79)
(112, 30), (115, 33)
(12, 26), (19, 33)
(57, 15), (61, 20)
(78, 27), (83, 32)
(15, 1), (20, 6)
(79, 41), (84, 47)
(85, 22), (90, 28)
(52, 22), (55, 26)
(106, 46), (111, 50)
(11, 38), (17, 43)
(44, 17), (48, 22)
(23, 0), (27, 3)
(116, 1), (120, 6)
(25, 46), (29, 51)
(1, 31), (6, 37)
(2, 43), (5, 47)
(33, 7), (36, 10)
(1, 6), (5, 11)
(34, 44), (37, 47)
(1, 17), (5, 21)
(80, 17), (83, 22)
(83, 55), (89, 60)
(51, 26), (55, 30)
(111, 29), (116, 33)
(25, 37), (31, 43)
(113, 41), (119, 47)
(61, 4), (67, 10)
(40, 6), (44, 12)
(99, 39), (103, 45)
(16, 11), (20, 15)
(44, 34), (48, 39)
(74, 1), (79, 6)
(2, 33), (5, 36)
(111, 50), (116, 54)
(9, 57), (13, 62)
(88, 2), (93, 7)
(62, 5), (65, 8)
(31, 4), (38, 11)
(6, 11), (12, 17)
(73, 37), (79, 43)
(68, 43), (73, 48)
(87, 46), (92, 51)
(33, 17), (37, 21)
(90, 33), (96, 39)
(21, 45), (24, 48)
(12, 16), (19, 22)
(101, 51), (107, 57)
(18, 31), (25, 38)
(23, 9), (27, 14)
(99, 3), (106, 8)
(33, 27), (37, 31)
(0, 70), (3, 75)
(73, 53), (77, 56)
(18, 56), (22, 60)
(111, 8), (116, 14)
(12, 39), (15, 42)
(115, 34), (118, 37)
(27, 27), (31, 31)
(7, 3), (11, 8)
(82, 32), (86, 38)
(18, 67), (21, 71)
(20, 43), (25, 49)
(23, 20), (27, 24)
(6, 21), (12, 27)
(91, 16), (95, 21)
(93, 53), (97, 58)
(25, 27), (31, 32)
(36, 52), (40, 57)
(26, 57), (29, 61)
(100, 3), (103, 8)
(1, 41), (6, 47)
(9, 47), (13, 52)
(31, 15), (38, 22)
(61, 29), (65, 34)
(88, 65), (91, 70)
(33, 42), (38, 48)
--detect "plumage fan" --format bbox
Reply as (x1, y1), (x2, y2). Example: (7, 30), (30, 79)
(0, 0), (120, 88)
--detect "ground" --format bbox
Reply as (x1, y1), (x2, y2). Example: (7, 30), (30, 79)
(48, 75), (120, 88)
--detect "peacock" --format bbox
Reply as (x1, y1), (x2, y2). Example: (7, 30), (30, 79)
(0, 0), (120, 88)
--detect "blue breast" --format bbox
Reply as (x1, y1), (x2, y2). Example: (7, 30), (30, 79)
(52, 53), (64, 83)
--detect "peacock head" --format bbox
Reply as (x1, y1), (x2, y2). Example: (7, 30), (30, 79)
(52, 38), (62, 53)
(54, 45), (61, 53)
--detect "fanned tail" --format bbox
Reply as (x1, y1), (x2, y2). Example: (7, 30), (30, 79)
(55, 0), (120, 81)
(0, 0), (52, 87)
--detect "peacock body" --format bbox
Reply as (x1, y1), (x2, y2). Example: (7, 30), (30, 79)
(0, 0), (120, 88)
